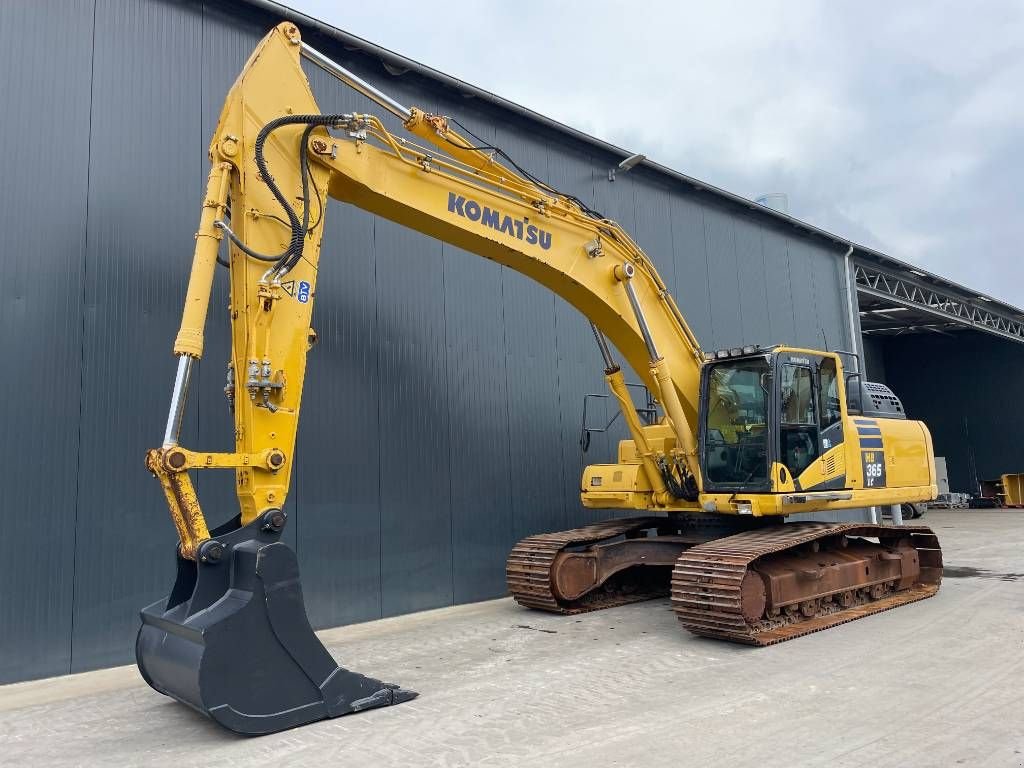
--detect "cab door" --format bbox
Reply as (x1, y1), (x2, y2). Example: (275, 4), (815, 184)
(817, 355), (845, 458)
(774, 353), (846, 492)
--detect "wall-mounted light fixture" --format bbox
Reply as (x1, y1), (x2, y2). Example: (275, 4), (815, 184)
(609, 153), (646, 181)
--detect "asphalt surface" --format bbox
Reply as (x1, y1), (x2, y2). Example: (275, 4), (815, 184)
(1, 509), (1022, 767)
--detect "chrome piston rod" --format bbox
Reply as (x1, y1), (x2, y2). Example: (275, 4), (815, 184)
(590, 322), (617, 371)
(163, 355), (194, 448)
(623, 278), (660, 361)
(300, 42), (412, 122)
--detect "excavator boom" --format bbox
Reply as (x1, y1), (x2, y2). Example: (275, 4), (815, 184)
(138, 23), (942, 735)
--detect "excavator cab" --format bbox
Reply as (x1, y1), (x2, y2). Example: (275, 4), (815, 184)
(700, 347), (853, 495)
(698, 345), (931, 504)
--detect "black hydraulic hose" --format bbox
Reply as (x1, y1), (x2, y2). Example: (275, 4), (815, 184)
(216, 221), (281, 263)
(254, 114), (309, 269)
(211, 115), (336, 270)
(248, 112), (601, 275)
(253, 113), (347, 273)
(281, 123), (318, 273)
(658, 458), (699, 502)
(449, 117), (605, 221)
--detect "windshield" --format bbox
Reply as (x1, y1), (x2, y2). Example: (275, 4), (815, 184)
(703, 358), (770, 486)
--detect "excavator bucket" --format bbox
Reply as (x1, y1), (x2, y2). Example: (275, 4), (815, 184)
(137, 512), (416, 735)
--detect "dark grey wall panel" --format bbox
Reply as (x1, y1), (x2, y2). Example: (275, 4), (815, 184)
(547, 141), (612, 528)
(294, 51), (392, 629)
(666, 196), (714, 346)
(0, 0), (94, 684)
(703, 208), (743, 348)
(297, 202), (386, 626)
(785, 240), (820, 347)
(811, 248), (848, 352)
(69, 0), (203, 672)
(761, 227), (798, 345)
(0, 0), (864, 681)
(592, 166), (637, 231)
(498, 126), (566, 542)
(374, 219), (453, 616)
(734, 216), (772, 346)
(443, 239), (515, 603)
(632, 176), (678, 294)
(413, 106), (516, 602)
(786, 239), (848, 349)
(502, 265), (564, 541)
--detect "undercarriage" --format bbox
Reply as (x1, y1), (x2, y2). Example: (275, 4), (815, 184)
(507, 516), (943, 644)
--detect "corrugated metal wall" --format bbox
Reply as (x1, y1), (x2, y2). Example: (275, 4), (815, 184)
(0, 0), (855, 683)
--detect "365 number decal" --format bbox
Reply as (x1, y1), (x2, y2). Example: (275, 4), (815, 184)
(861, 450), (887, 488)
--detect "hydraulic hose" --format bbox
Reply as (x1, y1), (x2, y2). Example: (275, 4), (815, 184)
(252, 113), (345, 274)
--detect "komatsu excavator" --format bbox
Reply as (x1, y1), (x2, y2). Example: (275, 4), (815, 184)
(138, 23), (943, 735)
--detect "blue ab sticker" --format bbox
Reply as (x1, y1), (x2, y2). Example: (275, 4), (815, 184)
(297, 280), (311, 304)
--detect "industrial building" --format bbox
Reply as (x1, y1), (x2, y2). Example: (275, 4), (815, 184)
(2, 0), (1021, 686)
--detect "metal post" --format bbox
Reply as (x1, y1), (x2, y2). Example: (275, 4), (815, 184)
(842, 244), (858, 353)
(163, 355), (194, 448)
(889, 503), (904, 526)
(300, 43), (413, 121)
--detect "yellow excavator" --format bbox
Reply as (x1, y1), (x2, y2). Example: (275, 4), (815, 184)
(138, 23), (943, 734)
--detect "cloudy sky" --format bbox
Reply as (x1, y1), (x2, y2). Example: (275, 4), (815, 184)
(289, 1), (1023, 305)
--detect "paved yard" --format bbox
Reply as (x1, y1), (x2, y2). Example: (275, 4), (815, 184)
(2, 510), (1022, 767)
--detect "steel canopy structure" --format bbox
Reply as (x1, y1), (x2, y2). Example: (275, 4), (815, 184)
(856, 260), (1024, 343)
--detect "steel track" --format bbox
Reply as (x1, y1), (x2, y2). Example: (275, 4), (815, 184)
(508, 519), (943, 646)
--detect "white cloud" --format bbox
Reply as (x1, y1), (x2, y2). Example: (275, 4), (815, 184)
(287, 0), (1024, 305)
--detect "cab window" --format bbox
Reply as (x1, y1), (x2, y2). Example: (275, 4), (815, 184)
(702, 358), (770, 486)
(819, 358), (841, 430)
(781, 365), (814, 425)
(780, 364), (818, 476)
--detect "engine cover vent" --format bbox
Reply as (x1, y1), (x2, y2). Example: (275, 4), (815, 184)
(859, 381), (906, 419)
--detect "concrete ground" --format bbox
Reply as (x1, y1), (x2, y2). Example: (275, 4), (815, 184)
(2, 509), (1022, 768)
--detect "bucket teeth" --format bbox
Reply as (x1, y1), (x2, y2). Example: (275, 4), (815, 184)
(137, 517), (415, 735)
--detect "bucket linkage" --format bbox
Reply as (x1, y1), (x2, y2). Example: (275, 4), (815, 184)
(137, 509), (416, 735)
